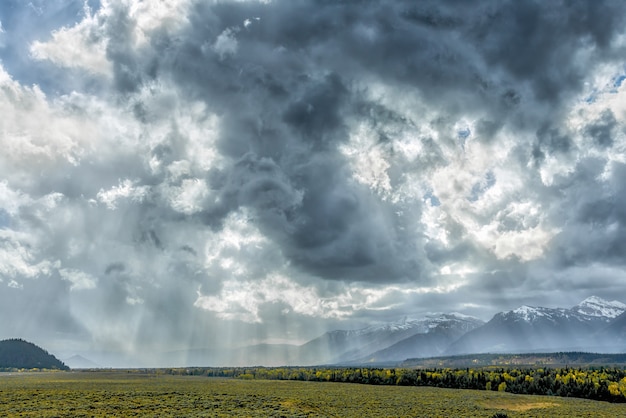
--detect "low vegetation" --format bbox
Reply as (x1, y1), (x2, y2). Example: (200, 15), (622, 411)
(0, 371), (625, 417)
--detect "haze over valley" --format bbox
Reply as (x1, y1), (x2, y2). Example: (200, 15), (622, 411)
(62, 296), (626, 368)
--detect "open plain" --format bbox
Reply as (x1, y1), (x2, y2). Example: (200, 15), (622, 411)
(0, 371), (624, 417)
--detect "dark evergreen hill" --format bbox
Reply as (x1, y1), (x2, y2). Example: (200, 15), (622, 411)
(0, 339), (68, 370)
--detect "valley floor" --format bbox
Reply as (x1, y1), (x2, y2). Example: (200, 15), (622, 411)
(0, 371), (624, 417)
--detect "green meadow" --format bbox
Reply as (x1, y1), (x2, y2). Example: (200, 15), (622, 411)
(0, 371), (624, 417)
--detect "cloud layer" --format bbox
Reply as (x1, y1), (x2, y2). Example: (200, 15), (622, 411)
(1, 0), (626, 364)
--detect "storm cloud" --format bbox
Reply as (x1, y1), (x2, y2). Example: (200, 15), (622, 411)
(1, 0), (626, 365)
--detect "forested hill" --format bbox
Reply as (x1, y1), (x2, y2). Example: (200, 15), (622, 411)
(0, 339), (68, 370)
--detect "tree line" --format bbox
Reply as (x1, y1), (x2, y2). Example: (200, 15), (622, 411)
(162, 365), (626, 403)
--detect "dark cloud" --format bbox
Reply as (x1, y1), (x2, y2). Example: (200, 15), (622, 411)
(106, 4), (143, 93)
(585, 109), (617, 148)
(282, 73), (349, 146)
(105, 262), (125, 275)
(548, 160), (626, 269)
(471, 0), (624, 101)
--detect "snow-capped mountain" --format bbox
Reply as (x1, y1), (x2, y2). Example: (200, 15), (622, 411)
(357, 314), (484, 363)
(298, 313), (483, 365)
(299, 297), (626, 364)
(572, 296), (626, 320)
(347, 313), (481, 336)
(447, 296), (625, 355)
(502, 305), (572, 322)
(166, 296), (626, 366)
(340, 316), (438, 337)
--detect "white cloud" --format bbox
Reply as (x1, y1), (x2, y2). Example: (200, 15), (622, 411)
(0, 66), (87, 169)
(491, 227), (556, 261)
(127, 0), (192, 46)
(200, 209), (273, 281)
(30, 0), (193, 75)
(59, 268), (98, 291)
(341, 122), (392, 198)
(194, 274), (471, 324)
(0, 229), (57, 279)
(0, 181), (32, 216)
(212, 27), (239, 59)
(97, 179), (150, 209)
(166, 178), (209, 214)
(8, 280), (23, 289)
(126, 296), (144, 305)
(30, 8), (111, 77)
(195, 275), (360, 323)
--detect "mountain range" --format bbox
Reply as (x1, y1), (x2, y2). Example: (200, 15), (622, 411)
(298, 313), (484, 365)
(446, 296), (626, 355)
(65, 296), (626, 367)
(180, 296), (626, 366)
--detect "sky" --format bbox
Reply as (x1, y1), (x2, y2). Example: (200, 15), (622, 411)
(1, 0), (626, 366)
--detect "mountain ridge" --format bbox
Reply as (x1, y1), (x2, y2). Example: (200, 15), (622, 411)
(298, 312), (484, 365)
(446, 296), (626, 355)
(63, 295), (626, 367)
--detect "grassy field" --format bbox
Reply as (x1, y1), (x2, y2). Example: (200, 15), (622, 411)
(0, 371), (624, 417)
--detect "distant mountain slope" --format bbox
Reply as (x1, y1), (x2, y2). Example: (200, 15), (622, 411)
(596, 310), (626, 349)
(297, 319), (421, 365)
(447, 296), (624, 355)
(63, 354), (100, 369)
(358, 314), (484, 363)
(299, 314), (483, 364)
(151, 295), (626, 367)
(297, 314), (481, 365)
(0, 339), (68, 370)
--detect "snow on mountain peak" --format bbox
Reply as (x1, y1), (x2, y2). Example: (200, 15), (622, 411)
(447, 312), (482, 321)
(503, 305), (573, 323)
(573, 296), (626, 319)
(498, 296), (626, 324)
(344, 313), (484, 337)
(510, 305), (544, 321)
